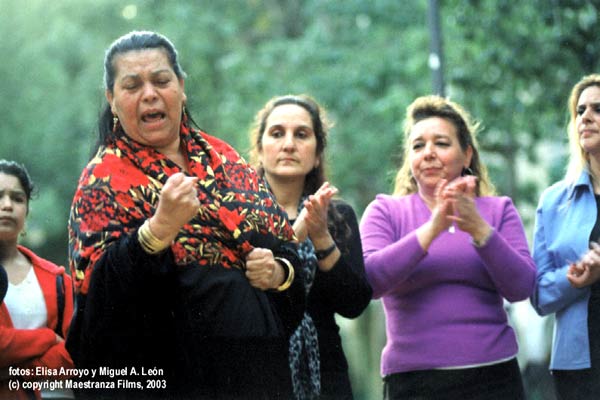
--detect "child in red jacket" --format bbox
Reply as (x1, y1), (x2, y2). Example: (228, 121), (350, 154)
(0, 160), (74, 399)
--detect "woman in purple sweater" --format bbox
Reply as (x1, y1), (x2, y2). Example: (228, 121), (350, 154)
(360, 95), (536, 399)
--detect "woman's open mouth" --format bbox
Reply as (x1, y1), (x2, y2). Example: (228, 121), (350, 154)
(142, 111), (166, 123)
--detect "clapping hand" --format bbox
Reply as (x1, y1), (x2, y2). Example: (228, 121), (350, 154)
(293, 182), (338, 243)
(442, 175), (491, 243)
(567, 242), (600, 288)
(416, 179), (454, 250)
(429, 178), (455, 234)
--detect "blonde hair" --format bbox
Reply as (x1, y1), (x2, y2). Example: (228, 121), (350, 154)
(565, 74), (600, 183)
(393, 95), (495, 196)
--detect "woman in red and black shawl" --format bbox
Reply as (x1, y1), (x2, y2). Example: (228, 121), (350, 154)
(66, 31), (304, 400)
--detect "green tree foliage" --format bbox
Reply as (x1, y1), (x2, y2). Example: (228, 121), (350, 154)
(443, 0), (600, 210)
(1, 1), (599, 398)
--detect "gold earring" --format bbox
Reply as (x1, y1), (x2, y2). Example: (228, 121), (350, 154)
(112, 115), (119, 133)
(181, 105), (188, 124)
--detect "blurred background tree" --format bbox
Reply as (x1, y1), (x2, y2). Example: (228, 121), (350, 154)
(1, 0), (599, 398)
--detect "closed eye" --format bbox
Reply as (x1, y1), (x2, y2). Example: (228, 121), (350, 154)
(123, 82), (140, 91)
(154, 79), (170, 87)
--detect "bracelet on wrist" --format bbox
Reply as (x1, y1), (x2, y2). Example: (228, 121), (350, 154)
(138, 219), (170, 254)
(274, 257), (295, 292)
(315, 243), (337, 260)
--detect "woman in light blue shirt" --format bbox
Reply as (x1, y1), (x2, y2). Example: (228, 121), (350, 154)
(532, 73), (600, 399)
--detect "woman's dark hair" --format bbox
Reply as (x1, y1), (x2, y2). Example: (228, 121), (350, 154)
(0, 160), (35, 213)
(249, 94), (351, 242)
(93, 31), (192, 155)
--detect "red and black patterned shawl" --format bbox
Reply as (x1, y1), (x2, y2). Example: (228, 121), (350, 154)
(68, 122), (296, 295)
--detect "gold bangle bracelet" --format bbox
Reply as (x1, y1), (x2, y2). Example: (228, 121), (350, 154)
(138, 220), (170, 254)
(274, 257), (295, 292)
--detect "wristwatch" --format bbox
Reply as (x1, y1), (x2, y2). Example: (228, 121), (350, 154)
(315, 243), (337, 260)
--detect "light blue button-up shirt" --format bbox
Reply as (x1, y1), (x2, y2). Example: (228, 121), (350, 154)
(532, 171), (596, 370)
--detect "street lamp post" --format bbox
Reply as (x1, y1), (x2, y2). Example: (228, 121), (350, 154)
(428, 0), (445, 96)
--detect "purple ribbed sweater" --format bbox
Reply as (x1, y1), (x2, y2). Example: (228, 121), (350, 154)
(359, 193), (535, 376)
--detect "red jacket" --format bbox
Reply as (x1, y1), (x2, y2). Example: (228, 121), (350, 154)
(0, 246), (75, 399)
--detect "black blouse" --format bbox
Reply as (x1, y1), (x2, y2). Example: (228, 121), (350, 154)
(588, 194), (600, 367)
(303, 201), (372, 398)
